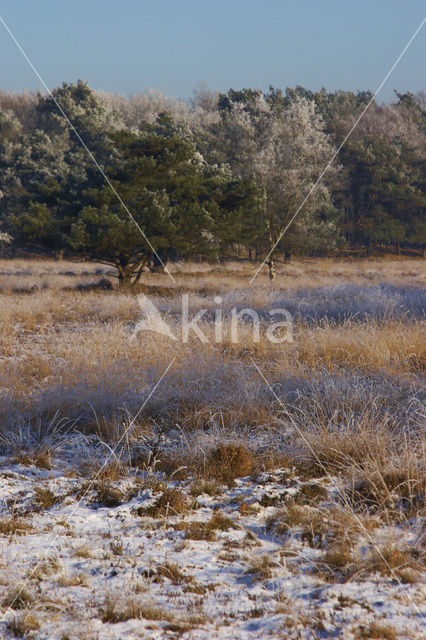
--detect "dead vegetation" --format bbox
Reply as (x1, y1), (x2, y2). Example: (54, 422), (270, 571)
(6, 611), (40, 638)
(2, 585), (34, 610)
(33, 486), (61, 510)
(0, 516), (33, 536)
(136, 487), (190, 518)
(0, 257), (424, 638)
(91, 479), (127, 508)
(356, 621), (399, 640)
(204, 443), (255, 486)
(100, 594), (175, 624)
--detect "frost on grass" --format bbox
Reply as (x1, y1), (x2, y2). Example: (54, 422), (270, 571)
(0, 258), (425, 638)
(0, 459), (424, 640)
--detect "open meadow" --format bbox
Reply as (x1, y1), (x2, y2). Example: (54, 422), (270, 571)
(0, 256), (425, 639)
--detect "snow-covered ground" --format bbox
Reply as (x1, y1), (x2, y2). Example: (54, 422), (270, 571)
(1, 456), (424, 639)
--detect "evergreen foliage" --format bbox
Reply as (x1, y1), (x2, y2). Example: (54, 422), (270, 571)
(1, 80), (425, 276)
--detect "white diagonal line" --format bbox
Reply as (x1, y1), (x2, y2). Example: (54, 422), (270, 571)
(0, 357), (175, 623)
(250, 357), (424, 619)
(0, 15), (176, 283)
(250, 17), (426, 283)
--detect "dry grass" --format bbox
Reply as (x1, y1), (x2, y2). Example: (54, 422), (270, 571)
(266, 502), (376, 552)
(173, 520), (217, 541)
(0, 516), (33, 536)
(154, 561), (193, 585)
(27, 557), (62, 580)
(207, 511), (239, 531)
(294, 319), (425, 375)
(0, 257), (424, 553)
(0, 273), (423, 439)
(100, 593), (175, 624)
(315, 532), (424, 583)
(33, 486), (61, 510)
(6, 611), (40, 637)
(72, 545), (93, 559)
(356, 621), (399, 640)
(204, 443), (254, 485)
(246, 554), (278, 580)
(2, 585), (34, 610)
(345, 459), (426, 521)
(363, 543), (424, 577)
(92, 479), (127, 508)
(56, 572), (88, 587)
(293, 483), (328, 505)
(189, 479), (222, 497)
(0, 256), (423, 291)
(99, 589), (207, 632)
(13, 450), (52, 469)
(136, 487), (190, 518)
(173, 511), (238, 541)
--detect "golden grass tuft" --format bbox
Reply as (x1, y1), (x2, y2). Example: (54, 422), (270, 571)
(137, 487), (189, 518)
(154, 562), (193, 585)
(2, 585), (34, 610)
(173, 520), (217, 541)
(100, 593), (174, 623)
(356, 621), (399, 640)
(205, 443), (254, 486)
(0, 516), (33, 536)
(13, 450), (52, 469)
(207, 511), (239, 531)
(92, 479), (126, 508)
(7, 611), (40, 637)
(173, 511), (238, 540)
(246, 554), (278, 580)
(33, 486), (61, 510)
(364, 543), (423, 576)
(189, 479), (222, 497)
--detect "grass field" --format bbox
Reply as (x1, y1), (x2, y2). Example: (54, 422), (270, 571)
(0, 257), (425, 639)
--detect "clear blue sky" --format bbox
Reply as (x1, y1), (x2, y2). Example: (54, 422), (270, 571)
(0, 0), (424, 103)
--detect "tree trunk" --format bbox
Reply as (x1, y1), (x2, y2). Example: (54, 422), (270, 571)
(267, 258), (276, 281)
(131, 257), (150, 287)
(396, 240), (401, 256)
(117, 264), (133, 291)
(118, 272), (132, 291)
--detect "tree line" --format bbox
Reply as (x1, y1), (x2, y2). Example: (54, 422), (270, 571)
(0, 80), (424, 285)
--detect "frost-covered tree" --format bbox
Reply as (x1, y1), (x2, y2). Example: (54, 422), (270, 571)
(4, 81), (120, 256)
(3, 81), (253, 277)
(0, 231), (12, 247)
(3, 80), (424, 262)
(98, 88), (191, 129)
(215, 90), (341, 278)
(0, 107), (69, 255)
(0, 90), (38, 129)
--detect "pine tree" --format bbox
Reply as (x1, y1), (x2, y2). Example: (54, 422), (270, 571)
(69, 113), (255, 288)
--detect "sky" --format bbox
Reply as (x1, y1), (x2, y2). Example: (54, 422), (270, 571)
(0, 0), (424, 103)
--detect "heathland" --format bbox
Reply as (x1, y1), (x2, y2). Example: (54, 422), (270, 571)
(0, 257), (424, 639)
